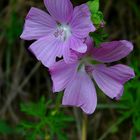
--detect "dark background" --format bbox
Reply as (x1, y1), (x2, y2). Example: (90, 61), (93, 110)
(0, 0), (140, 140)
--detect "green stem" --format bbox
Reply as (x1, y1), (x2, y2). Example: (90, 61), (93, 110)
(55, 93), (63, 112)
(98, 112), (132, 140)
(82, 113), (88, 140)
(97, 103), (129, 110)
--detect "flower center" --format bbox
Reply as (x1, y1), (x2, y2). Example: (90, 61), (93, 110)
(54, 24), (71, 41)
(77, 55), (100, 74)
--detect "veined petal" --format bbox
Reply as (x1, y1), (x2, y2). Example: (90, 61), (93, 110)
(69, 36), (87, 53)
(92, 40), (133, 63)
(20, 7), (57, 40)
(29, 35), (63, 67)
(63, 71), (97, 114)
(62, 36), (88, 64)
(62, 39), (79, 64)
(49, 60), (78, 92)
(44, 0), (73, 23)
(69, 4), (95, 39)
(92, 64), (124, 99)
(99, 64), (135, 84)
(85, 36), (94, 54)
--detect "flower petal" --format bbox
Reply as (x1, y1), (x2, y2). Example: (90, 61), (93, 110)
(44, 0), (73, 23)
(92, 64), (124, 99)
(63, 71), (97, 114)
(85, 36), (94, 54)
(69, 4), (95, 39)
(20, 7), (57, 40)
(99, 64), (135, 84)
(62, 39), (79, 64)
(62, 36), (88, 64)
(69, 36), (87, 53)
(29, 35), (63, 67)
(92, 40), (133, 63)
(49, 60), (78, 92)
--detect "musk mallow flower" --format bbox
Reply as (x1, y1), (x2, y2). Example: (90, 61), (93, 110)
(20, 0), (95, 67)
(49, 37), (135, 114)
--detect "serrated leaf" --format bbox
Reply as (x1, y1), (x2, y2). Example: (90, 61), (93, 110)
(20, 96), (48, 118)
(18, 96), (73, 140)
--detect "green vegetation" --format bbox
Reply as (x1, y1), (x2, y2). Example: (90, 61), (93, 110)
(0, 0), (140, 139)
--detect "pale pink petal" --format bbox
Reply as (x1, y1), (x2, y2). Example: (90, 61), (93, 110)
(49, 60), (78, 92)
(29, 35), (63, 67)
(62, 36), (88, 62)
(92, 40), (133, 63)
(98, 64), (135, 84)
(62, 39), (79, 64)
(92, 64), (124, 99)
(70, 36), (94, 59)
(69, 36), (87, 53)
(20, 7), (57, 40)
(63, 71), (97, 114)
(69, 4), (95, 39)
(44, 0), (73, 23)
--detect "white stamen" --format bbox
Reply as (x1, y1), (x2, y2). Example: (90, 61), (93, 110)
(54, 24), (71, 41)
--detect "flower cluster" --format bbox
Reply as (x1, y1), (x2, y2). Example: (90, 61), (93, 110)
(21, 0), (135, 114)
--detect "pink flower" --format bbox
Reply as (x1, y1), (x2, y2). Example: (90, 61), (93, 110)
(49, 37), (135, 114)
(20, 0), (95, 67)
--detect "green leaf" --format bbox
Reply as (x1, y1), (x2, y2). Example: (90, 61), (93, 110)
(92, 11), (104, 25)
(87, 0), (105, 26)
(20, 96), (49, 118)
(5, 11), (23, 45)
(87, 0), (99, 13)
(131, 128), (137, 140)
(18, 96), (73, 140)
(110, 125), (118, 134)
(91, 29), (109, 45)
(0, 120), (13, 134)
(134, 118), (140, 132)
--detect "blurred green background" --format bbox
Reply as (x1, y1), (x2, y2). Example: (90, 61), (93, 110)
(0, 0), (140, 140)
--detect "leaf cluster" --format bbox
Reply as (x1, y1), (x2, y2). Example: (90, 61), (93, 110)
(17, 97), (74, 140)
(119, 60), (140, 137)
(87, 0), (104, 26)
